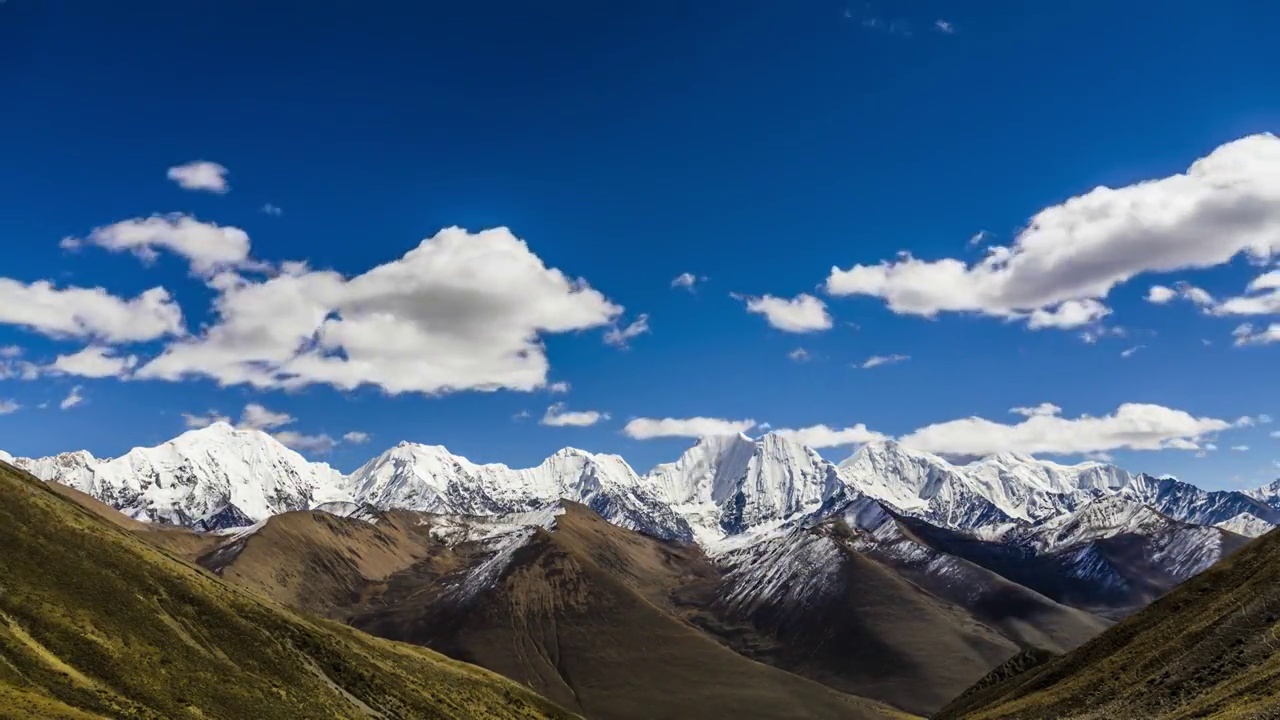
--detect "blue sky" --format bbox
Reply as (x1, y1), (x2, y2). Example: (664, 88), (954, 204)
(1, 0), (1278, 488)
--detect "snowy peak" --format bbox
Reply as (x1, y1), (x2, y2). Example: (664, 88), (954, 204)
(1012, 496), (1171, 552)
(644, 432), (844, 540)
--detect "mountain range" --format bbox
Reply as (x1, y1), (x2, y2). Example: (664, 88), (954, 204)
(4, 422), (1275, 717)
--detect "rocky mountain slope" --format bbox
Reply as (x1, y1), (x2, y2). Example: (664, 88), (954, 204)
(0, 457), (573, 720)
(935, 526), (1280, 719)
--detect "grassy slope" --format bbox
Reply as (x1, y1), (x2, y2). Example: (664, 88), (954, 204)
(935, 528), (1280, 719)
(351, 504), (918, 720)
(0, 461), (575, 720)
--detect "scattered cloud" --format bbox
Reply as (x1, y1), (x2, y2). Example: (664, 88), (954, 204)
(1232, 445), (1250, 452)
(167, 160), (229, 193)
(48, 346), (138, 379)
(273, 430), (337, 454)
(547, 381), (571, 394)
(62, 214), (252, 275)
(671, 272), (704, 291)
(541, 402), (609, 427)
(623, 416), (756, 439)
(0, 346), (21, 359)
(859, 353), (909, 369)
(1259, 414), (1274, 424)
(773, 423), (887, 449)
(0, 399), (20, 415)
(899, 402), (1235, 456)
(1120, 345), (1144, 358)
(968, 230), (991, 247)
(261, 204), (283, 216)
(0, 279), (184, 343)
(182, 410), (232, 429)
(1010, 402), (1062, 418)
(342, 431), (370, 444)
(741, 293), (832, 333)
(825, 134), (1280, 329)
(1232, 322), (1280, 346)
(239, 402), (294, 430)
(137, 226), (622, 395)
(934, 19), (955, 34)
(788, 347), (811, 362)
(604, 314), (651, 348)
(1214, 269), (1280, 316)
(1147, 285), (1177, 304)
(59, 386), (85, 411)
(513, 409), (532, 421)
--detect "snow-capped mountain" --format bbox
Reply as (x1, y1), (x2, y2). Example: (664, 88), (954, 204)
(4, 423), (349, 525)
(348, 442), (692, 540)
(1117, 474), (1280, 533)
(644, 432), (845, 543)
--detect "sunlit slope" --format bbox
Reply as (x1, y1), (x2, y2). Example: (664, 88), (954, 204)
(0, 460), (575, 720)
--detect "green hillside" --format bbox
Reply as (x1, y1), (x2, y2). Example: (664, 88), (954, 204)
(0, 460), (575, 720)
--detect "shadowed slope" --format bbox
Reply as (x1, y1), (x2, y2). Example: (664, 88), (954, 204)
(349, 503), (914, 720)
(0, 460), (574, 720)
(936, 528), (1280, 719)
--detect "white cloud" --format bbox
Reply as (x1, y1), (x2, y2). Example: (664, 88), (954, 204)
(742, 293), (832, 333)
(934, 19), (955, 33)
(0, 399), (20, 415)
(48, 346), (139, 379)
(0, 346), (21, 358)
(1232, 322), (1280, 346)
(1214, 269), (1280, 316)
(899, 402), (1233, 456)
(59, 386), (85, 411)
(273, 430), (337, 454)
(0, 279), (184, 343)
(342, 431), (370, 444)
(788, 348), (811, 362)
(261, 204), (283, 216)
(541, 402), (609, 428)
(968, 230), (992, 247)
(859, 353), (909, 369)
(137, 226), (622, 395)
(1010, 402), (1062, 418)
(547, 381), (571, 393)
(604, 314), (650, 347)
(1232, 445), (1250, 452)
(1259, 414), (1274, 424)
(1026, 299), (1112, 329)
(182, 410), (231, 429)
(0, 347), (39, 381)
(623, 416), (757, 439)
(513, 409), (532, 421)
(239, 403), (294, 430)
(1120, 345), (1144, 358)
(826, 134), (1280, 327)
(671, 272), (703, 290)
(1147, 285), (1177, 304)
(63, 214), (252, 275)
(167, 161), (229, 193)
(773, 423), (887, 448)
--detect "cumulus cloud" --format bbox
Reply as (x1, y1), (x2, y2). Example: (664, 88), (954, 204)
(48, 346), (139, 378)
(623, 416), (757, 439)
(604, 314), (650, 348)
(167, 161), (229, 193)
(741, 293), (832, 333)
(826, 134), (1280, 328)
(773, 423), (887, 448)
(1232, 323), (1280, 346)
(59, 386), (85, 411)
(63, 214), (252, 275)
(541, 402), (609, 427)
(0, 279), (184, 343)
(1147, 285), (1177, 304)
(0, 399), (20, 415)
(342, 431), (370, 444)
(137, 226), (622, 395)
(899, 402), (1234, 456)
